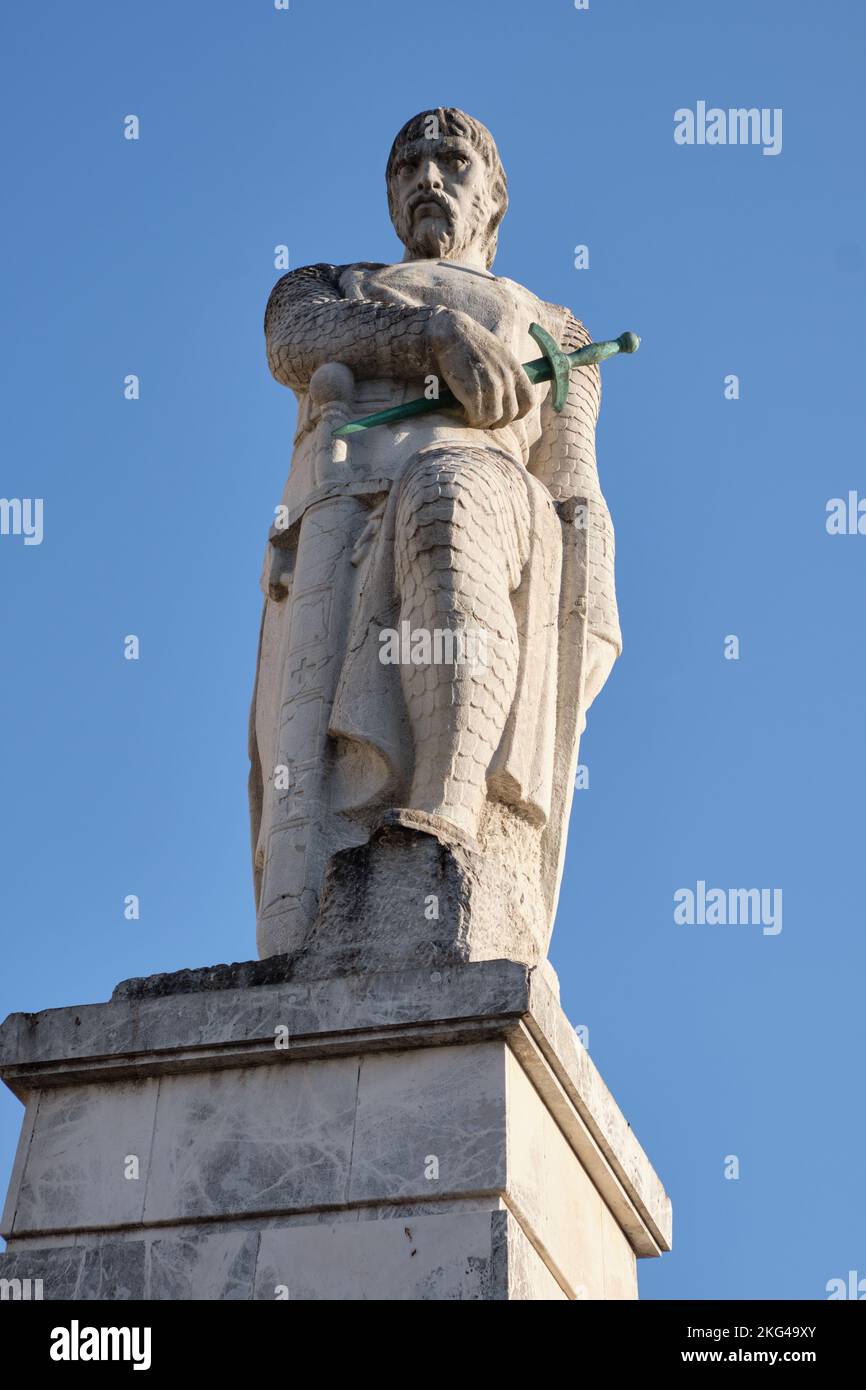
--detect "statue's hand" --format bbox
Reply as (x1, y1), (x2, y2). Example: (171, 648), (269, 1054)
(427, 308), (535, 430)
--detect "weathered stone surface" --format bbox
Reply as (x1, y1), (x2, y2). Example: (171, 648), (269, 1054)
(142, 1058), (358, 1223)
(253, 1212), (506, 1301)
(250, 108), (622, 967)
(347, 1043), (506, 1205)
(0, 959), (669, 1298)
(78, 1242), (146, 1301)
(14, 1081), (158, 1234)
(0, 1243), (85, 1300)
(0, 1241), (147, 1301)
(148, 1229), (259, 1302)
(0, 959), (671, 1259)
(297, 821), (548, 978)
(505, 1047), (635, 1298)
(113, 954), (302, 1001)
(2, 958), (529, 1075)
(0, 1211), (569, 1302)
(504, 1212), (569, 1301)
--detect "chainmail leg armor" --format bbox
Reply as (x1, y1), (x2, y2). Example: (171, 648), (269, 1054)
(394, 444), (530, 837)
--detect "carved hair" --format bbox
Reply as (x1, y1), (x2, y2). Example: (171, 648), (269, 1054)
(386, 108), (508, 270)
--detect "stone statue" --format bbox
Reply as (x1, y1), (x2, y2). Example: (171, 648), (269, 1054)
(249, 108), (622, 978)
(0, 109), (670, 1310)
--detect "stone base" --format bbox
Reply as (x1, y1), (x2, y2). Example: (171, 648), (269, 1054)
(295, 817), (549, 978)
(0, 959), (671, 1300)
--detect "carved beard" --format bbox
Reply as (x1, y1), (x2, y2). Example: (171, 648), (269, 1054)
(394, 191), (458, 261)
(394, 188), (495, 267)
(407, 213), (455, 260)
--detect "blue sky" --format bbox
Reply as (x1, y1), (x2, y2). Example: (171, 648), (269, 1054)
(1, 0), (863, 1300)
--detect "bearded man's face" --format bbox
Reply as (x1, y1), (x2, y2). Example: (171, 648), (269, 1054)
(389, 135), (499, 266)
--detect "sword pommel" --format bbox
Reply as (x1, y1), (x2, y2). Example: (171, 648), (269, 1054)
(310, 362), (355, 482)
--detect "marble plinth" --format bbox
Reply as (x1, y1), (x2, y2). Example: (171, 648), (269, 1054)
(0, 959), (671, 1300)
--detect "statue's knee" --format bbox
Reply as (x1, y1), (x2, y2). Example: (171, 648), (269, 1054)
(395, 454), (463, 577)
(398, 454), (459, 522)
(395, 449), (526, 606)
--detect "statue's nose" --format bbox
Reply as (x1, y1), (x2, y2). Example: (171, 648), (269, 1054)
(416, 163), (442, 191)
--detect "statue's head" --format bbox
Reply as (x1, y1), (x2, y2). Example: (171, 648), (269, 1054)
(386, 108), (508, 271)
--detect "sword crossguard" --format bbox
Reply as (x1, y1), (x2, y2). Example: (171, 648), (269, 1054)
(526, 323), (642, 413)
(528, 323), (573, 412)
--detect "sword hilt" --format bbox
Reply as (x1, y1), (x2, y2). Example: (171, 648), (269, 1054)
(311, 362), (355, 481)
(332, 325), (640, 437)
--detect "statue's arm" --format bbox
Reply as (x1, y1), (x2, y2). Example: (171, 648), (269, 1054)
(264, 263), (441, 392)
(528, 311), (602, 499)
(528, 309), (622, 661)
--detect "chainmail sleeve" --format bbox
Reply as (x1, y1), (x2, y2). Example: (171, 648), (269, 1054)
(264, 263), (444, 393)
(528, 308), (621, 653)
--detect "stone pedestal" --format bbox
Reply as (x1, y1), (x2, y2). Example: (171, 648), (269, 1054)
(0, 959), (671, 1300)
